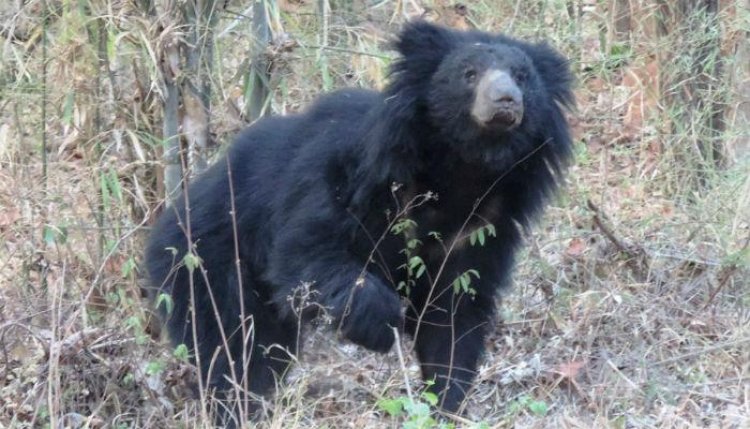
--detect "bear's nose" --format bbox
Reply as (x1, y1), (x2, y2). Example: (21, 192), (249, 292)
(487, 73), (523, 107)
(471, 69), (524, 129)
(495, 93), (518, 104)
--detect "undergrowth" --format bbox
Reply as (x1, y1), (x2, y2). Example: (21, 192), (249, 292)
(0, 1), (747, 428)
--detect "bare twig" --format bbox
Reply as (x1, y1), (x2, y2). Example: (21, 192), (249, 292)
(587, 199), (650, 281)
(392, 327), (413, 402)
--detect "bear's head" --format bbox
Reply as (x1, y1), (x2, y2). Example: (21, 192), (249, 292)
(388, 21), (574, 150)
(429, 42), (530, 132)
(353, 21), (574, 200)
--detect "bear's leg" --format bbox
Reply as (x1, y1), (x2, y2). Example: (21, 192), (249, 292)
(215, 283), (299, 427)
(267, 215), (403, 353)
(242, 302), (298, 395)
(408, 290), (494, 413)
(164, 264), (297, 427)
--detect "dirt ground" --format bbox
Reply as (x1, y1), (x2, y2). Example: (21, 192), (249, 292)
(0, 1), (748, 428)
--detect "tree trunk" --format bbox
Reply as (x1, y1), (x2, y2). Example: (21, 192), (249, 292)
(162, 44), (182, 204)
(154, 0), (218, 205)
(657, 0), (725, 185)
(609, 0), (631, 44)
(181, 0), (217, 176)
(246, 0), (271, 121)
(727, 0), (750, 161)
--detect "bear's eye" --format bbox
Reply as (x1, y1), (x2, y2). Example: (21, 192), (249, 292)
(514, 69), (528, 84)
(464, 69), (477, 84)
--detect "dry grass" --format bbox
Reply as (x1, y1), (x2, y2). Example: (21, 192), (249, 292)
(1, 0), (748, 428)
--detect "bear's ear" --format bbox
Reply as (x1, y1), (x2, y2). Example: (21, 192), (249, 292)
(386, 21), (458, 101)
(524, 42), (575, 109)
(394, 20), (457, 60)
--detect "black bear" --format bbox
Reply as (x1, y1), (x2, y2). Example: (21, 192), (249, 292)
(145, 20), (573, 419)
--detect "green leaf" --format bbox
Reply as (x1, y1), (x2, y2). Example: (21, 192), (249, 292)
(43, 224), (68, 245)
(452, 270), (480, 295)
(477, 228), (485, 246)
(107, 26), (117, 62)
(528, 400), (548, 416)
(421, 391), (438, 406)
(104, 238), (117, 253)
(469, 231), (477, 246)
(415, 263), (426, 279)
(408, 256), (424, 270)
(156, 293), (174, 315)
(183, 252), (202, 272)
(377, 398), (404, 417)
(508, 396), (528, 414)
(43, 225), (56, 245)
(125, 316), (142, 330)
(122, 372), (135, 387)
(62, 91), (75, 126)
(722, 245), (750, 267)
(107, 167), (123, 203)
(145, 360), (166, 376)
(121, 257), (137, 278)
(100, 172), (111, 209)
(404, 400), (430, 417)
(460, 273), (470, 290)
(452, 278), (461, 294)
(391, 218), (417, 235)
(320, 61), (332, 91)
(173, 343), (190, 361)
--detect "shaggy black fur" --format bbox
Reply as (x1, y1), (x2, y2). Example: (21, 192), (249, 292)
(145, 20), (573, 419)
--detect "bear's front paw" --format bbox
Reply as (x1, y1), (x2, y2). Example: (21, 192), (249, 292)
(337, 275), (403, 353)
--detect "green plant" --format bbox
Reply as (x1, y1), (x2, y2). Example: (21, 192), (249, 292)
(469, 223), (496, 247)
(451, 269), (480, 295)
(507, 395), (549, 417)
(173, 343), (190, 361)
(392, 218), (427, 294)
(377, 391), (452, 429)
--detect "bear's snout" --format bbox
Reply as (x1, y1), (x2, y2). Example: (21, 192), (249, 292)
(471, 69), (524, 130)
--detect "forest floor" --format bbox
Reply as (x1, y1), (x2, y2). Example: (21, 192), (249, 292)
(0, 1), (748, 428)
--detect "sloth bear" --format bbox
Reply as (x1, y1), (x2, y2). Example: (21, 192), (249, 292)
(145, 20), (573, 418)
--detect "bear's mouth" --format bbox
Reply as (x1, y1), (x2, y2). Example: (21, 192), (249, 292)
(487, 109), (522, 129)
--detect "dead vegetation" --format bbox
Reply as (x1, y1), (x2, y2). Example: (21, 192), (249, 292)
(0, 0), (748, 428)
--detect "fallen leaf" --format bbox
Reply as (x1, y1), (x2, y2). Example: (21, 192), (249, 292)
(553, 360), (585, 380)
(565, 238), (587, 258)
